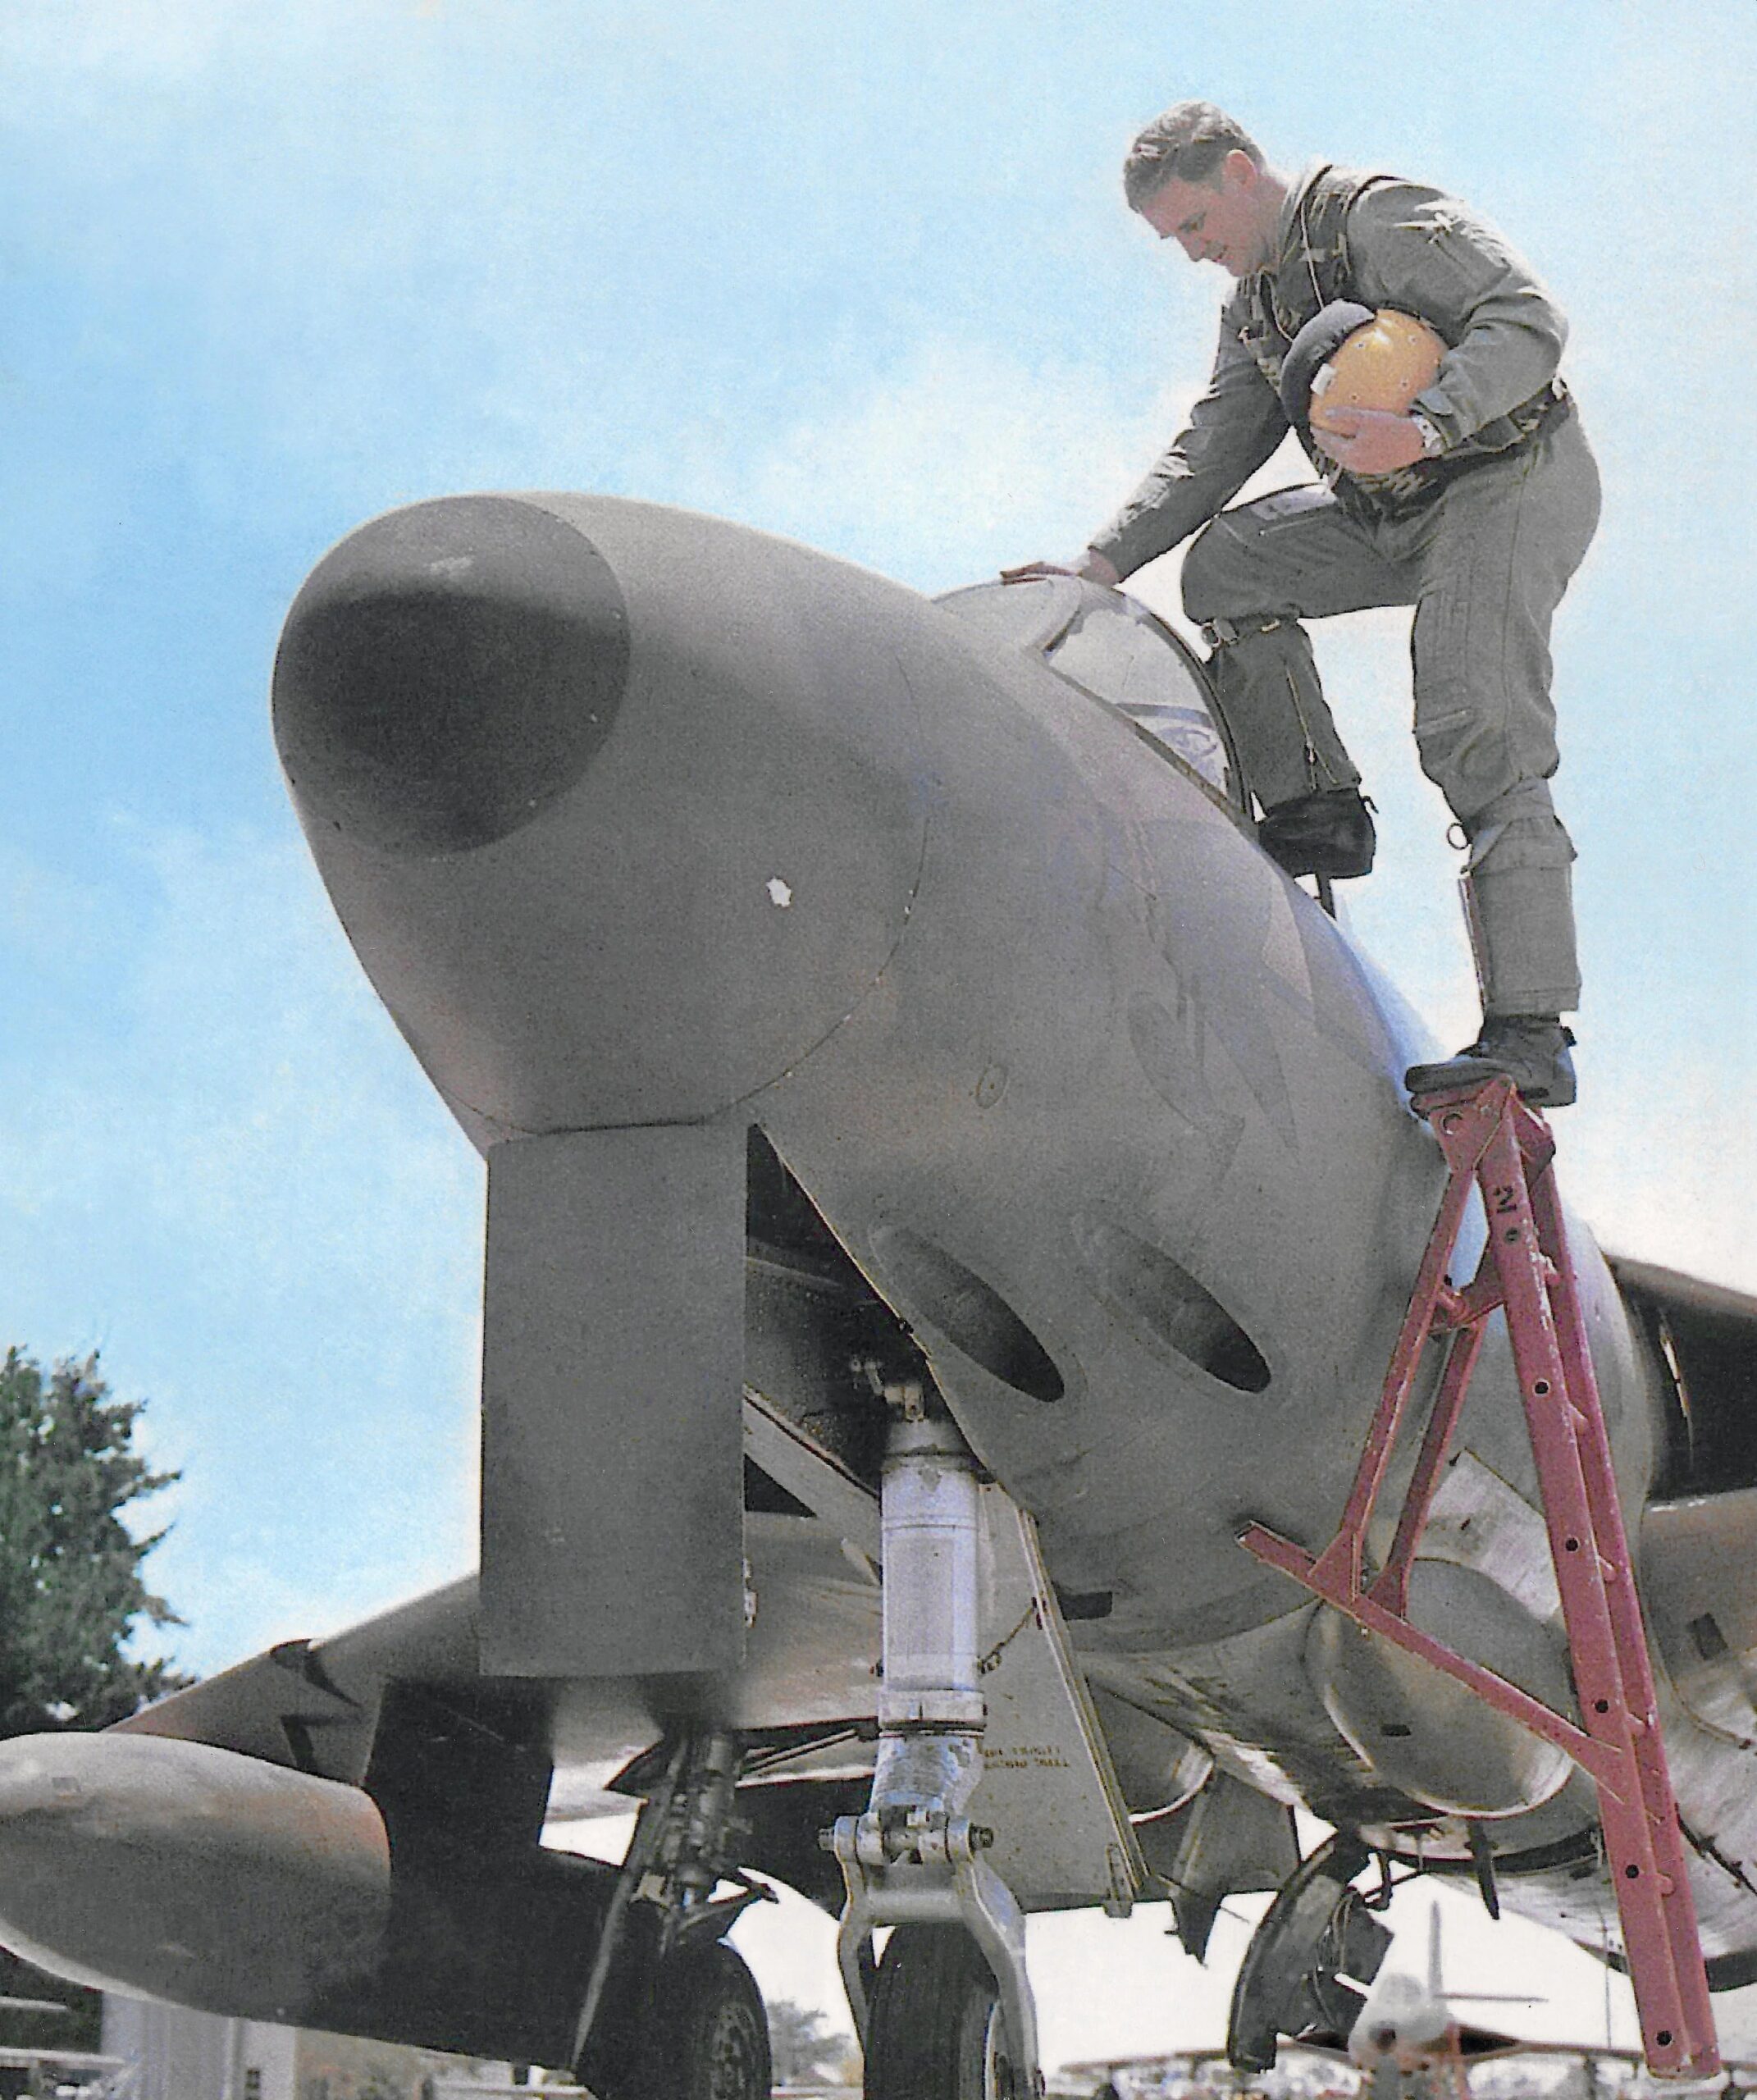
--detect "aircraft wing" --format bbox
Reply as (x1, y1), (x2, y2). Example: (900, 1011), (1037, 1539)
(116, 1502), (884, 1818)
(1452, 2037), (1757, 2070)
(1258, 2024), (1541, 2065)
(1449, 2022), (1548, 2061)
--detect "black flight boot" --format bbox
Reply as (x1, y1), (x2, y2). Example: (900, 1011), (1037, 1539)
(1404, 1016), (1577, 1108)
(1255, 787), (1376, 880)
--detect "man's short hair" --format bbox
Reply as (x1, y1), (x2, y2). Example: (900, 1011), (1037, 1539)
(1122, 102), (1265, 212)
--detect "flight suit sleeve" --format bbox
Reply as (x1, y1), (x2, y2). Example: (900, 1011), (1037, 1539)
(1088, 295), (1289, 581)
(1347, 181), (1568, 449)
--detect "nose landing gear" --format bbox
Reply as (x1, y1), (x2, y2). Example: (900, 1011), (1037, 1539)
(826, 1388), (1045, 2100)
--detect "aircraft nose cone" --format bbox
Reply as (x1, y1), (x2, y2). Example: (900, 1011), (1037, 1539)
(273, 495), (629, 856)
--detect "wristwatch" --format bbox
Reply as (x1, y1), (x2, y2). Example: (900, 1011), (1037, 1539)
(1411, 411), (1446, 459)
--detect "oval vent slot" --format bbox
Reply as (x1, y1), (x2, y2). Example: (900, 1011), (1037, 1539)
(869, 1226), (1064, 1404)
(1073, 1215), (1270, 1393)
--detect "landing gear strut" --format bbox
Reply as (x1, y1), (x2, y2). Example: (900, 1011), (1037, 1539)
(826, 1386), (1043, 2100)
(571, 1727), (774, 2100)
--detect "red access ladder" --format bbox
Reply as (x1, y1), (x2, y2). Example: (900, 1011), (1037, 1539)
(1239, 1074), (1719, 2077)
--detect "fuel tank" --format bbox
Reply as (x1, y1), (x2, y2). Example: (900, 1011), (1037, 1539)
(0, 1733), (389, 2018)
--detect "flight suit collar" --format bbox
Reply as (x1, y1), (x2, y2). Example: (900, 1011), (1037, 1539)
(1273, 161), (1330, 265)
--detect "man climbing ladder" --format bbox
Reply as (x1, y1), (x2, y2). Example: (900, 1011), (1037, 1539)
(1007, 100), (1600, 1107)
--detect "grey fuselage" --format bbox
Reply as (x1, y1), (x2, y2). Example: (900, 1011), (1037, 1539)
(267, 493), (1757, 1979)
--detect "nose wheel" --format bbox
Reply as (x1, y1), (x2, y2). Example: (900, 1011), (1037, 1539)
(865, 1925), (1025, 2100)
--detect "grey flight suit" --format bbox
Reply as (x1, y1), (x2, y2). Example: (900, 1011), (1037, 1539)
(1089, 166), (1600, 1018)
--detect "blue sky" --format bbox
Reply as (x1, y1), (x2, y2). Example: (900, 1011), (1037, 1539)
(2, 0), (1754, 2060)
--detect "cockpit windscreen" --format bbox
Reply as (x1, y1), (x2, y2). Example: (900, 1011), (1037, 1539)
(936, 577), (1242, 809)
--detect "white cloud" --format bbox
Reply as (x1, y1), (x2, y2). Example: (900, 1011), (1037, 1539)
(0, 819), (481, 1673)
(0, 0), (237, 88)
(1562, 1062), (1757, 1296)
(703, 336), (1207, 589)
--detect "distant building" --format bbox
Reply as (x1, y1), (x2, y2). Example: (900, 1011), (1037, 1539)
(101, 1997), (526, 2100)
(1052, 2049), (1364, 2100)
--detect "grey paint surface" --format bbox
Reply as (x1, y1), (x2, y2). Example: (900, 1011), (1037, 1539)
(481, 1120), (746, 1676)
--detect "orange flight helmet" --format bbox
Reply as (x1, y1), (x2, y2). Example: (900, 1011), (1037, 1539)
(1298, 308), (1447, 434)
(1279, 302), (1449, 431)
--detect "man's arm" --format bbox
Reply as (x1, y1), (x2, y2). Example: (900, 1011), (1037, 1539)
(1003, 308), (1285, 585)
(1349, 180), (1568, 449)
(1085, 299), (1289, 579)
(999, 549), (1122, 587)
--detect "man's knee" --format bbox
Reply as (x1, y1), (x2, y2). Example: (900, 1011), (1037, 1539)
(1180, 511), (1260, 623)
(1182, 515), (1290, 649)
(1461, 781), (1573, 867)
(1413, 682), (1562, 819)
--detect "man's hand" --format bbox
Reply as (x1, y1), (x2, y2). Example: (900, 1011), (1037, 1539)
(1310, 406), (1428, 476)
(999, 550), (1121, 588)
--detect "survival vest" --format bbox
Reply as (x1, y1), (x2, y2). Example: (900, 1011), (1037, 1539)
(1239, 164), (1569, 524)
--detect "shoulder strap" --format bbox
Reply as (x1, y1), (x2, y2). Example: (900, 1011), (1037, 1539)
(1288, 164), (1399, 314)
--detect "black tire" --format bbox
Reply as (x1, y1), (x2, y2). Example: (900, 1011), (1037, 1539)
(865, 1924), (1020, 2100)
(633, 1938), (772, 2100)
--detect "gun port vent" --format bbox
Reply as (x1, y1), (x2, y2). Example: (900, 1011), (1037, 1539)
(868, 1227), (1064, 1404)
(1072, 1214), (1271, 1393)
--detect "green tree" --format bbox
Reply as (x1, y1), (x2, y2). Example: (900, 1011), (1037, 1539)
(766, 1998), (855, 2087)
(0, 1349), (189, 2055)
(0, 1349), (186, 1734)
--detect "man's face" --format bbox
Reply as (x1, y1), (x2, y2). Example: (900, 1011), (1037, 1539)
(1138, 154), (1274, 276)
